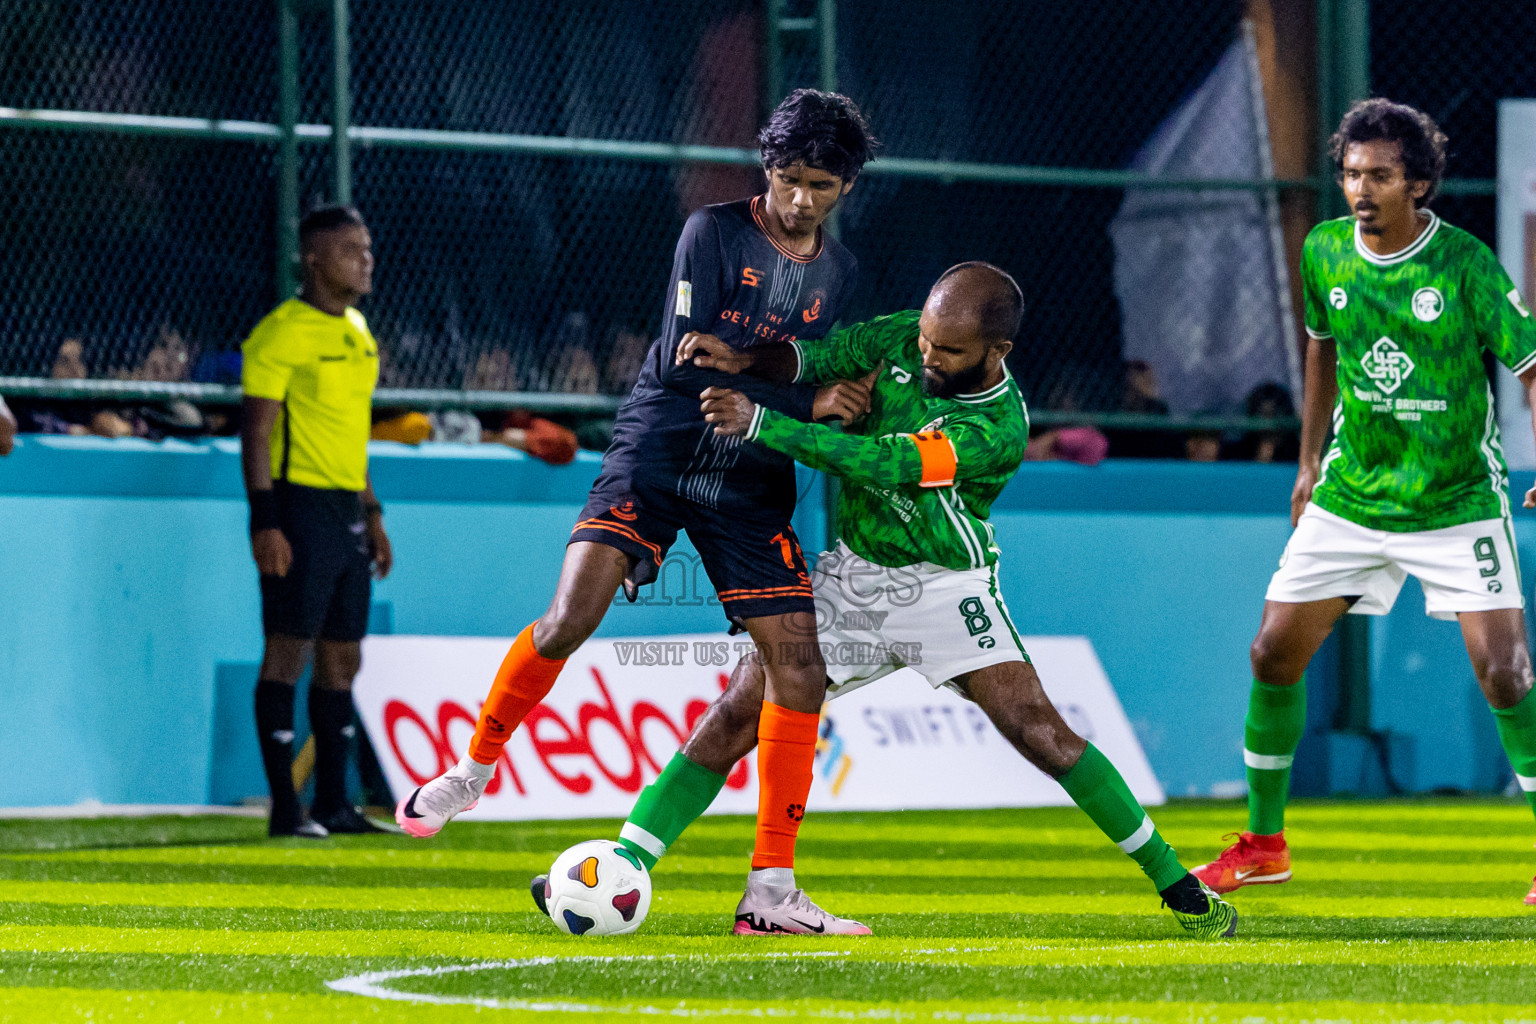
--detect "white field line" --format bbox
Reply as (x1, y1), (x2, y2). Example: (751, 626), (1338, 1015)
(326, 950), (1055, 1020)
(0, 802), (265, 819)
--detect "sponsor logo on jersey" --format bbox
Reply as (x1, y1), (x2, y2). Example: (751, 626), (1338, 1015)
(890, 366), (912, 384)
(1329, 286), (1348, 310)
(741, 267), (762, 288)
(675, 280), (693, 317)
(1361, 336), (1415, 395)
(1411, 286), (1444, 322)
(802, 296), (822, 322)
(1508, 288), (1531, 318)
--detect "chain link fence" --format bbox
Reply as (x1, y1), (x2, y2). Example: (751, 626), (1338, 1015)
(1369, 0), (1536, 251)
(0, 0), (1518, 436)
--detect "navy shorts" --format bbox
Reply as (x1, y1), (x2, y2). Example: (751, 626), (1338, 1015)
(259, 483), (372, 643)
(571, 476), (814, 624)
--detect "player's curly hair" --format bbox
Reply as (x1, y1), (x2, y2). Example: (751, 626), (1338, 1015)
(1329, 98), (1448, 208)
(758, 89), (879, 182)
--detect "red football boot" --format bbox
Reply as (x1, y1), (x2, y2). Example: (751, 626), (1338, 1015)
(1192, 831), (1291, 894)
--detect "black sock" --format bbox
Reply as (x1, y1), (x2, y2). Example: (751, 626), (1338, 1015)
(309, 687), (356, 816)
(255, 679), (300, 826)
(1158, 872), (1210, 915)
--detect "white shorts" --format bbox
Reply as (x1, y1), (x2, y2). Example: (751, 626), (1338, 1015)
(1266, 503), (1524, 621)
(809, 541), (1029, 700)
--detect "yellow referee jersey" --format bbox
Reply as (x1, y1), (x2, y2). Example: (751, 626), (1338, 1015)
(242, 298), (379, 492)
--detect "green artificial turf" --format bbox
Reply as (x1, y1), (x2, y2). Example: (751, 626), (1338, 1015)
(1, 800), (1533, 1022)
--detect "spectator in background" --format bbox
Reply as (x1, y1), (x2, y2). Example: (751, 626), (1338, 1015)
(133, 329), (209, 438)
(603, 328), (649, 394)
(373, 343), (580, 465)
(464, 349), (519, 392)
(550, 346), (600, 395)
(15, 338), (123, 438)
(22, 339), (98, 437)
(23, 333), (210, 440)
(1021, 425), (1109, 466)
(241, 204), (392, 839)
(53, 338), (88, 380)
(1105, 359), (1183, 459)
(1185, 430), (1222, 462)
(469, 344), (582, 461)
(1021, 377), (1109, 466)
(493, 411), (578, 464)
(0, 395), (16, 456)
(1227, 382), (1299, 463)
(128, 326), (192, 383)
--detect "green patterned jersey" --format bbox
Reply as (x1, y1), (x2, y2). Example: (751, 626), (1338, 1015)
(1302, 213), (1536, 531)
(743, 309), (1030, 570)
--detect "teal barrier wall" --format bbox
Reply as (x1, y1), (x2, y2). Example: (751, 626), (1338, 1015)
(1, 437), (1528, 807)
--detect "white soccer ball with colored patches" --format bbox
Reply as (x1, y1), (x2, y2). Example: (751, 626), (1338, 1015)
(544, 839), (653, 936)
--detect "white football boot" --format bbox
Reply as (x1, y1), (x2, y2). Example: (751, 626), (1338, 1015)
(732, 885), (872, 936)
(395, 756), (492, 838)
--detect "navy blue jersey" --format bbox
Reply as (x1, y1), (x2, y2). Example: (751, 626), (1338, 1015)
(601, 196), (858, 516)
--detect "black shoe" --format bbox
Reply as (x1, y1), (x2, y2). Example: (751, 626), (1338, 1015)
(312, 804), (388, 834)
(530, 874), (551, 916)
(269, 814), (329, 839)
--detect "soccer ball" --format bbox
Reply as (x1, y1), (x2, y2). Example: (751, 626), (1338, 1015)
(544, 839), (653, 936)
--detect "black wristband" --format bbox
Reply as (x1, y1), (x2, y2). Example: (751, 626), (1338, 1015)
(363, 500), (384, 519)
(248, 488), (281, 533)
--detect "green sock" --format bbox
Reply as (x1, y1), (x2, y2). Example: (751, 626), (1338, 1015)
(1059, 743), (1186, 892)
(1245, 677), (1306, 835)
(1492, 688), (1536, 821)
(617, 752), (727, 870)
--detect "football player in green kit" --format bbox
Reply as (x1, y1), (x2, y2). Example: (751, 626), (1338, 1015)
(530, 263), (1238, 939)
(1194, 100), (1536, 906)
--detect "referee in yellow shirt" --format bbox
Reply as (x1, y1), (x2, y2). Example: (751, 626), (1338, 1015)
(241, 205), (393, 838)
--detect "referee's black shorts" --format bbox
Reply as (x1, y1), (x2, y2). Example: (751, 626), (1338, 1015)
(259, 483), (372, 643)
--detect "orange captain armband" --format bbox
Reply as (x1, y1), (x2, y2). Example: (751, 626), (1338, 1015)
(908, 430), (957, 488)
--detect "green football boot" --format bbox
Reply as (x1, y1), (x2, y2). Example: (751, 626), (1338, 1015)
(1167, 880), (1238, 939)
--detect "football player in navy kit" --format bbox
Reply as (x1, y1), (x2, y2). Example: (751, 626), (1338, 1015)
(398, 91), (879, 885)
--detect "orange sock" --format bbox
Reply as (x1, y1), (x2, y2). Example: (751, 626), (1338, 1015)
(751, 701), (820, 869)
(467, 623), (568, 764)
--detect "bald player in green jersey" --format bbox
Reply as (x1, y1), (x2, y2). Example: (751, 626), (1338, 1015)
(531, 263), (1237, 939)
(1195, 100), (1536, 907)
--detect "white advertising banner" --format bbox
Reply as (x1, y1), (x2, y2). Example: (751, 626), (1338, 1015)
(353, 633), (1163, 821)
(1498, 100), (1536, 470)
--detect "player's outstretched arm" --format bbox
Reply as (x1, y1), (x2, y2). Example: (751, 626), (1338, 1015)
(702, 387), (1018, 489)
(679, 313), (906, 388)
(675, 332), (797, 379)
(1291, 335), (1338, 527)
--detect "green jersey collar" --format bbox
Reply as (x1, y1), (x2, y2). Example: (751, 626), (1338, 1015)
(1353, 209), (1440, 267)
(949, 365), (1014, 405)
